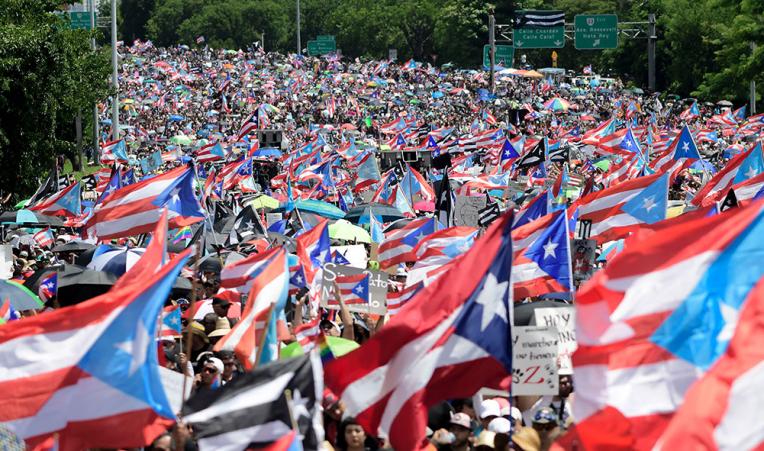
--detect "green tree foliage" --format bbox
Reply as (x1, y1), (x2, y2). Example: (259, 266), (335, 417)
(136, 0), (764, 104)
(0, 0), (111, 197)
(121, 0), (155, 43)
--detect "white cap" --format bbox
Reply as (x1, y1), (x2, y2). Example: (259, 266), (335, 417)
(488, 417), (511, 434)
(480, 399), (501, 419)
(510, 406), (522, 423)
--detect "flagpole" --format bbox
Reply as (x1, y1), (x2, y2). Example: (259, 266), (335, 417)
(254, 303), (276, 369)
(284, 389), (300, 431)
(180, 243), (203, 411)
(564, 208), (575, 300)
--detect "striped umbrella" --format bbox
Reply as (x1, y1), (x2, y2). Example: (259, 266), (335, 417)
(87, 247), (146, 276)
(543, 97), (570, 112)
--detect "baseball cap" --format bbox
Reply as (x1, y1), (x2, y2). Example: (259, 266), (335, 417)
(480, 399), (501, 419)
(488, 417), (511, 434)
(532, 407), (558, 425)
(449, 412), (471, 429)
(474, 430), (496, 449)
(211, 297), (231, 308)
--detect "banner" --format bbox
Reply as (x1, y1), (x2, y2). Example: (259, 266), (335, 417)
(534, 306), (577, 375)
(320, 263), (388, 314)
(512, 326), (559, 396)
(453, 195), (487, 227)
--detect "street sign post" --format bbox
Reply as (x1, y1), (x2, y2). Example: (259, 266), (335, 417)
(69, 11), (95, 30)
(307, 38), (336, 56)
(513, 27), (565, 49)
(574, 14), (618, 49)
(483, 45), (514, 67)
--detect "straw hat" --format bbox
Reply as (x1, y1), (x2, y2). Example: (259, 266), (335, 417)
(208, 317), (231, 338)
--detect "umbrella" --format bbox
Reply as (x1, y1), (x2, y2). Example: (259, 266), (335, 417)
(413, 200), (435, 212)
(249, 194), (280, 210)
(198, 252), (245, 274)
(274, 199), (345, 220)
(87, 247), (146, 277)
(344, 203), (405, 224)
(513, 300), (571, 326)
(0, 280), (44, 310)
(543, 97), (570, 112)
(329, 219), (371, 243)
(383, 218), (413, 232)
(716, 100), (733, 107)
(280, 336), (360, 359)
(24, 264), (118, 307)
(170, 134), (193, 145)
(13, 199), (29, 210)
(251, 147), (282, 158)
(0, 210), (63, 226)
(51, 241), (96, 253)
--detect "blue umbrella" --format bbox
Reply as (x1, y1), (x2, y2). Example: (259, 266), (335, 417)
(252, 147), (282, 158)
(169, 114), (185, 122)
(690, 159), (717, 173)
(273, 199), (345, 219)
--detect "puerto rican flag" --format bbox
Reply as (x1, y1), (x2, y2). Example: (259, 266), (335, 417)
(329, 273), (370, 305)
(33, 228), (55, 248)
(692, 141), (764, 206)
(377, 217), (436, 269)
(29, 182), (81, 218)
(295, 220), (331, 285)
(100, 139), (129, 165)
(571, 201), (764, 450)
(214, 248), (288, 370)
(195, 142), (227, 163)
(679, 100), (700, 121)
(221, 248), (282, 293)
(160, 305), (182, 337)
(324, 211), (513, 451)
(293, 318), (321, 351)
(85, 165), (205, 241)
(0, 246), (192, 450)
(650, 125), (701, 174)
(405, 226), (478, 288)
(511, 209), (573, 298)
(386, 281), (425, 316)
(574, 170), (671, 243)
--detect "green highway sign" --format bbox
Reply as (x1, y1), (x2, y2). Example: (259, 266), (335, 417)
(69, 11), (95, 30)
(307, 39), (336, 56)
(483, 45), (514, 67)
(513, 26), (565, 49)
(316, 35), (335, 43)
(575, 14), (618, 49)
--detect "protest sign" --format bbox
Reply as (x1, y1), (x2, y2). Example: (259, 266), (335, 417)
(453, 195), (486, 227)
(159, 366), (191, 413)
(265, 212), (282, 227)
(512, 326), (559, 396)
(572, 239), (597, 282)
(320, 263), (388, 314)
(331, 244), (368, 269)
(534, 306), (577, 374)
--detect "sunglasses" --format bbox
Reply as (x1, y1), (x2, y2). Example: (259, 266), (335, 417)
(203, 366), (219, 374)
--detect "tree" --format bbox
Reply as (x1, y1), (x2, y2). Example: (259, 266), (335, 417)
(0, 0), (111, 198)
(121, 0), (155, 43)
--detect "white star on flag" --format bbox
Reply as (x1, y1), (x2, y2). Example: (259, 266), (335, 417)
(682, 141), (690, 152)
(745, 166), (758, 179)
(542, 238), (558, 259)
(642, 195), (658, 212)
(115, 320), (151, 376)
(473, 273), (508, 331)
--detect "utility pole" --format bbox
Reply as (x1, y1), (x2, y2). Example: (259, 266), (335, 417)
(489, 14), (496, 94)
(751, 42), (757, 115)
(296, 0), (301, 54)
(90, 0), (98, 162)
(110, 0), (119, 141)
(647, 13), (656, 92)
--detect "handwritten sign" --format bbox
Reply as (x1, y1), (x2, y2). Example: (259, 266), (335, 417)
(320, 263), (388, 315)
(453, 195), (487, 227)
(512, 326), (559, 396)
(534, 307), (577, 375)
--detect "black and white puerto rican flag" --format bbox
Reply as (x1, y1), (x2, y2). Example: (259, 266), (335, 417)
(514, 10), (565, 28)
(515, 142), (545, 169)
(182, 353), (324, 451)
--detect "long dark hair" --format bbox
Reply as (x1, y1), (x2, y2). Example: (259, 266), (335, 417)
(335, 417), (379, 451)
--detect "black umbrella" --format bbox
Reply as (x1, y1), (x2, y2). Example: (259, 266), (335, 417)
(513, 300), (571, 326)
(24, 263), (117, 307)
(344, 203), (405, 224)
(75, 244), (118, 266)
(383, 218), (413, 232)
(51, 241), (96, 253)
(197, 251), (245, 274)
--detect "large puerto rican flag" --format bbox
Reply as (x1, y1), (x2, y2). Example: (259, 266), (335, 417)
(571, 201), (764, 450)
(85, 165), (205, 241)
(573, 170), (671, 243)
(29, 182), (81, 218)
(511, 209), (573, 299)
(324, 211), (513, 450)
(691, 141), (763, 206)
(0, 245), (192, 450)
(377, 217), (436, 269)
